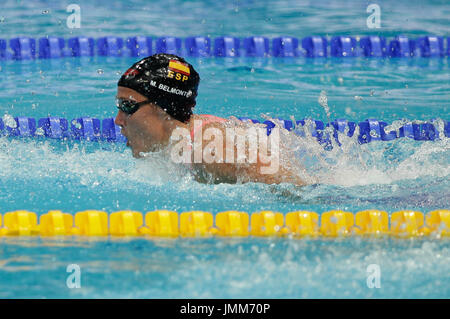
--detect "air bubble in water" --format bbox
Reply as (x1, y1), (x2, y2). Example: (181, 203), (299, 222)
(345, 107), (356, 116)
(318, 90), (328, 106)
(72, 120), (82, 129)
(318, 90), (331, 119)
(3, 114), (17, 128)
(35, 127), (45, 136)
(369, 129), (379, 138)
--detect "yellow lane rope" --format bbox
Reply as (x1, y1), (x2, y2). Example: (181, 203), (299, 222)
(0, 209), (448, 238)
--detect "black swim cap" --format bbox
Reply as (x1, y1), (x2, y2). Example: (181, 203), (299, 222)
(118, 53), (200, 123)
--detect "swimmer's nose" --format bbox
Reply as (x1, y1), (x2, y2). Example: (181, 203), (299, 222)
(114, 110), (127, 127)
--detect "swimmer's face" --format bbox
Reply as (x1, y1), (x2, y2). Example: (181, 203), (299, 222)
(115, 87), (167, 157)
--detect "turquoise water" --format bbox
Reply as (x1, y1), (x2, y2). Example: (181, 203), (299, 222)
(1, 0), (449, 38)
(0, 0), (449, 298)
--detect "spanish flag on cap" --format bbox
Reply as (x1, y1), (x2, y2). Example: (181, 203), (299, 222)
(168, 59), (190, 76)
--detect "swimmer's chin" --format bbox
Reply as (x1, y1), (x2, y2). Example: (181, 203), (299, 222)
(132, 152), (141, 158)
(131, 148), (148, 158)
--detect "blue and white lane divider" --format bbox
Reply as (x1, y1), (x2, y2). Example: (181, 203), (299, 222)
(0, 116), (448, 147)
(0, 35), (449, 60)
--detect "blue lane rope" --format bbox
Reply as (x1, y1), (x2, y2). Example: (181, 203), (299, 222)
(0, 116), (448, 146)
(0, 35), (449, 60)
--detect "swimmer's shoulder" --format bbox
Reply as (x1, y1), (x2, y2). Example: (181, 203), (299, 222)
(189, 114), (229, 133)
(191, 114), (227, 123)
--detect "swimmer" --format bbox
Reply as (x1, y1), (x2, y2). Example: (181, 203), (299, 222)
(115, 53), (311, 185)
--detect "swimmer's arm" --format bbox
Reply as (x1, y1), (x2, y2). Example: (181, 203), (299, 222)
(198, 154), (307, 186)
(199, 122), (308, 186)
(239, 158), (309, 186)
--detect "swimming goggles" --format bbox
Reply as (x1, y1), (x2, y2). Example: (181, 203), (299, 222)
(116, 98), (152, 115)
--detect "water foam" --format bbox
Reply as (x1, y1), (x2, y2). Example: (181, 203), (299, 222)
(0, 137), (190, 189)
(266, 116), (450, 187)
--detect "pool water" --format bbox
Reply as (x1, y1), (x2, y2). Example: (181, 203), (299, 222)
(0, 0), (449, 298)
